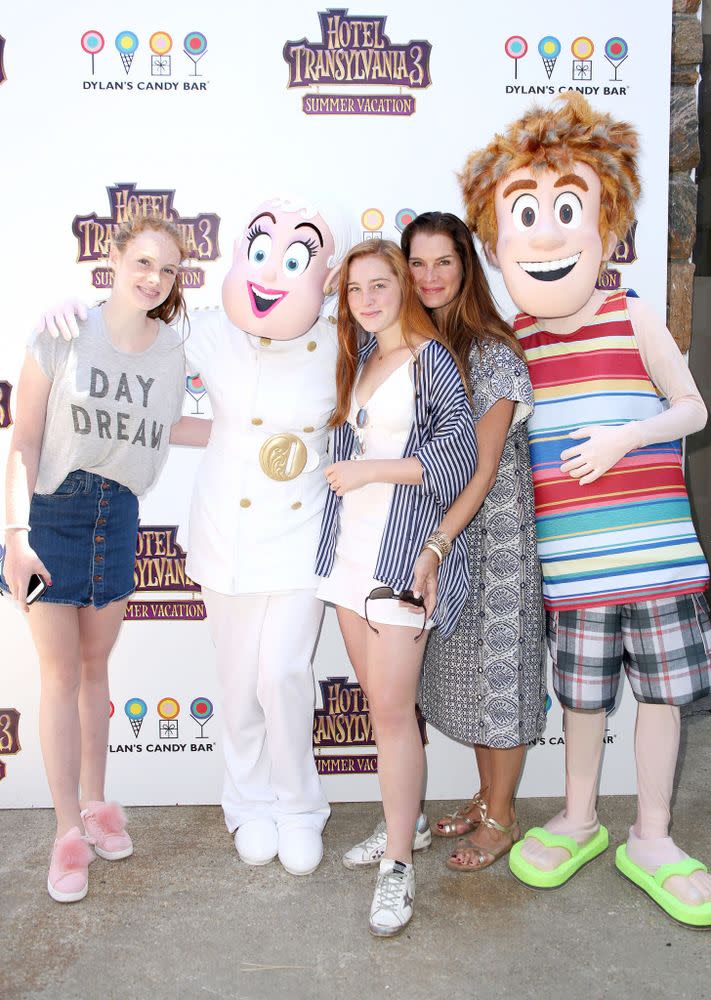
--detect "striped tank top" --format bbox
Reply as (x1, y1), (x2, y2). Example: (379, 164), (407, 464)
(514, 289), (708, 611)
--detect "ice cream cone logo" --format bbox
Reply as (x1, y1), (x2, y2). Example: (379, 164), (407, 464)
(158, 697), (180, 739)
(538, 36), (561, 79)
(190, 697), (214, 738)
(124, 698), (147, 738)
(81, 31), (105, 75)
(361, 208), (384, 241)
(115, 31), (139, 75)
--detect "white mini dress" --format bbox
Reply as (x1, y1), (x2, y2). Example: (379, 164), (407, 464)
(317, 356), (433, 631)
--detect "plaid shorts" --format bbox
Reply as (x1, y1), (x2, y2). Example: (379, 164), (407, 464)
(546, 593), (711, 711)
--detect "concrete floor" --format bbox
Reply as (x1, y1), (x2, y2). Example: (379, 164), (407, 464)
(2, 713), (710, 1000)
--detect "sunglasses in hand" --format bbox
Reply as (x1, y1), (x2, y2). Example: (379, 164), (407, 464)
(364, 586), (427, 642)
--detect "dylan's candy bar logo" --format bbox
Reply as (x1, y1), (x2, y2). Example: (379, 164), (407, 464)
(125, 525), (205, 622)
(283, 9), (431, 117)
(504, 34), (630, 97)
(72, 182), (220, 289)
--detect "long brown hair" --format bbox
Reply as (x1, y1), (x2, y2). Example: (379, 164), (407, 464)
(111, 215), (189, 328)
(400, 211), (523, 366)
(330, 239), (467, 427)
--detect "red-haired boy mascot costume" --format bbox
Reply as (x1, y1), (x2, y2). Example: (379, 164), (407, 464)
(460, 94), (711, 927)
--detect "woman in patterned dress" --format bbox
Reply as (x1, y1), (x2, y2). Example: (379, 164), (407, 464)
(403, 212), (547, 872)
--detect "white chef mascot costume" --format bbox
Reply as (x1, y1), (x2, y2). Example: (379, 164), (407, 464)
(186, 195), (352, 875)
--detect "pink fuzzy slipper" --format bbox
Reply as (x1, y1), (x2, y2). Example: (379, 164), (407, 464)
(48, 827), (94, 903)
(81, 801), (133, 860)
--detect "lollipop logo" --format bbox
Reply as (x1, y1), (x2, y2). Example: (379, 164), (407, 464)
(80, 31), (104, 75)
(505, 36), (528, 80)
(124, 698), (148, 738)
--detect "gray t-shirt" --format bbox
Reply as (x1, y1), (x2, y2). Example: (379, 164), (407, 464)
(31, 306), (185, 496)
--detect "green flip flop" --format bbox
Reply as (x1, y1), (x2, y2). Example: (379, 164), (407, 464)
(509, 825), (609, 889)
(615, 845), (711, 929)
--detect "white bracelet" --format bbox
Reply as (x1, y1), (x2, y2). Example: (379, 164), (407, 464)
(3, 524), (31, 532)
(423, 542), (443, 564)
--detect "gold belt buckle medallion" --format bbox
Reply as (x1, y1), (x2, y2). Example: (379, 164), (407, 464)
(259, 433), (308, 481)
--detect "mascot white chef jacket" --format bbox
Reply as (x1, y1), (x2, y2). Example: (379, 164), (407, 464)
(184, 196), (350, 835)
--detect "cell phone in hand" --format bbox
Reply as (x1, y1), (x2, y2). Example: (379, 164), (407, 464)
(26, 573), (48, 605)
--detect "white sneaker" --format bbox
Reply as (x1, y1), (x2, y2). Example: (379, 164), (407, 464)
(369, 859), (415, 937)
(342, 814), (431, 870)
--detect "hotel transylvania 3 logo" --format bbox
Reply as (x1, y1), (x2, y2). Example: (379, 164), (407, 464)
(283, 9), (432, 117)
(72, 183), (221, 289)
(125, 525), (205, 622)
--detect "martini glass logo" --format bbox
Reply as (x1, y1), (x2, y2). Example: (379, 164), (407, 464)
(395, 209), (417, 234)
(81, 30), (105, 75)
(184, 32), (207, 76)
(185, 373), (207, 414)
(150, 31), (173, 77)
(190, 697), (214, 738)
(157, 697), (180, 739)
(125, 698), (148, 738)
(361, 208), (384, 241)
(538, 35), (561, 79)
(116, 31), (139, 75)
(604, 37), (628, 81)
(505, 36), (528, 80)
(571, 37), (594, 81)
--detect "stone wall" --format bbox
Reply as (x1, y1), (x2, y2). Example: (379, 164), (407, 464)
(669, 0), (702, 351)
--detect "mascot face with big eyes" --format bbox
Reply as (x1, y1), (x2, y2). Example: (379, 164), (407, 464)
(489, 161), (616, 319)
(222, 197), (337, 341)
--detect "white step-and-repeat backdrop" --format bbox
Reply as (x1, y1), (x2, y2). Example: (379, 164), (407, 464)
(0, 1), (672, 806)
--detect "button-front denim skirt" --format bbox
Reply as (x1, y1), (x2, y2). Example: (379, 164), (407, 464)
(1, 470), (139, 608)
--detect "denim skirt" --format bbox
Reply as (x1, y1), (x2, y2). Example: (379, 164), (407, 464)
(0, 470), (139, 609)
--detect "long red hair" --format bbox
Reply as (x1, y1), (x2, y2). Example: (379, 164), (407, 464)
(330, 239), (466, 427)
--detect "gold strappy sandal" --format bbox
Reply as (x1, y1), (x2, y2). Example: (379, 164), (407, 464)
(446, 813), (521, 872)
(433, 793), (487, 839)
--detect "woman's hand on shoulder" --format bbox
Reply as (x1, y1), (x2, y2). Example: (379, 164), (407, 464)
(324, 460), (373, 496)
(2, 535), (52, 613)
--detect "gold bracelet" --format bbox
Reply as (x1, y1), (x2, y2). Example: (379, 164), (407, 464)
(424, 530), (452, 559)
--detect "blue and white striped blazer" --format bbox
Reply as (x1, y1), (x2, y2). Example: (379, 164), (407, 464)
(315, 337), (478, 639)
